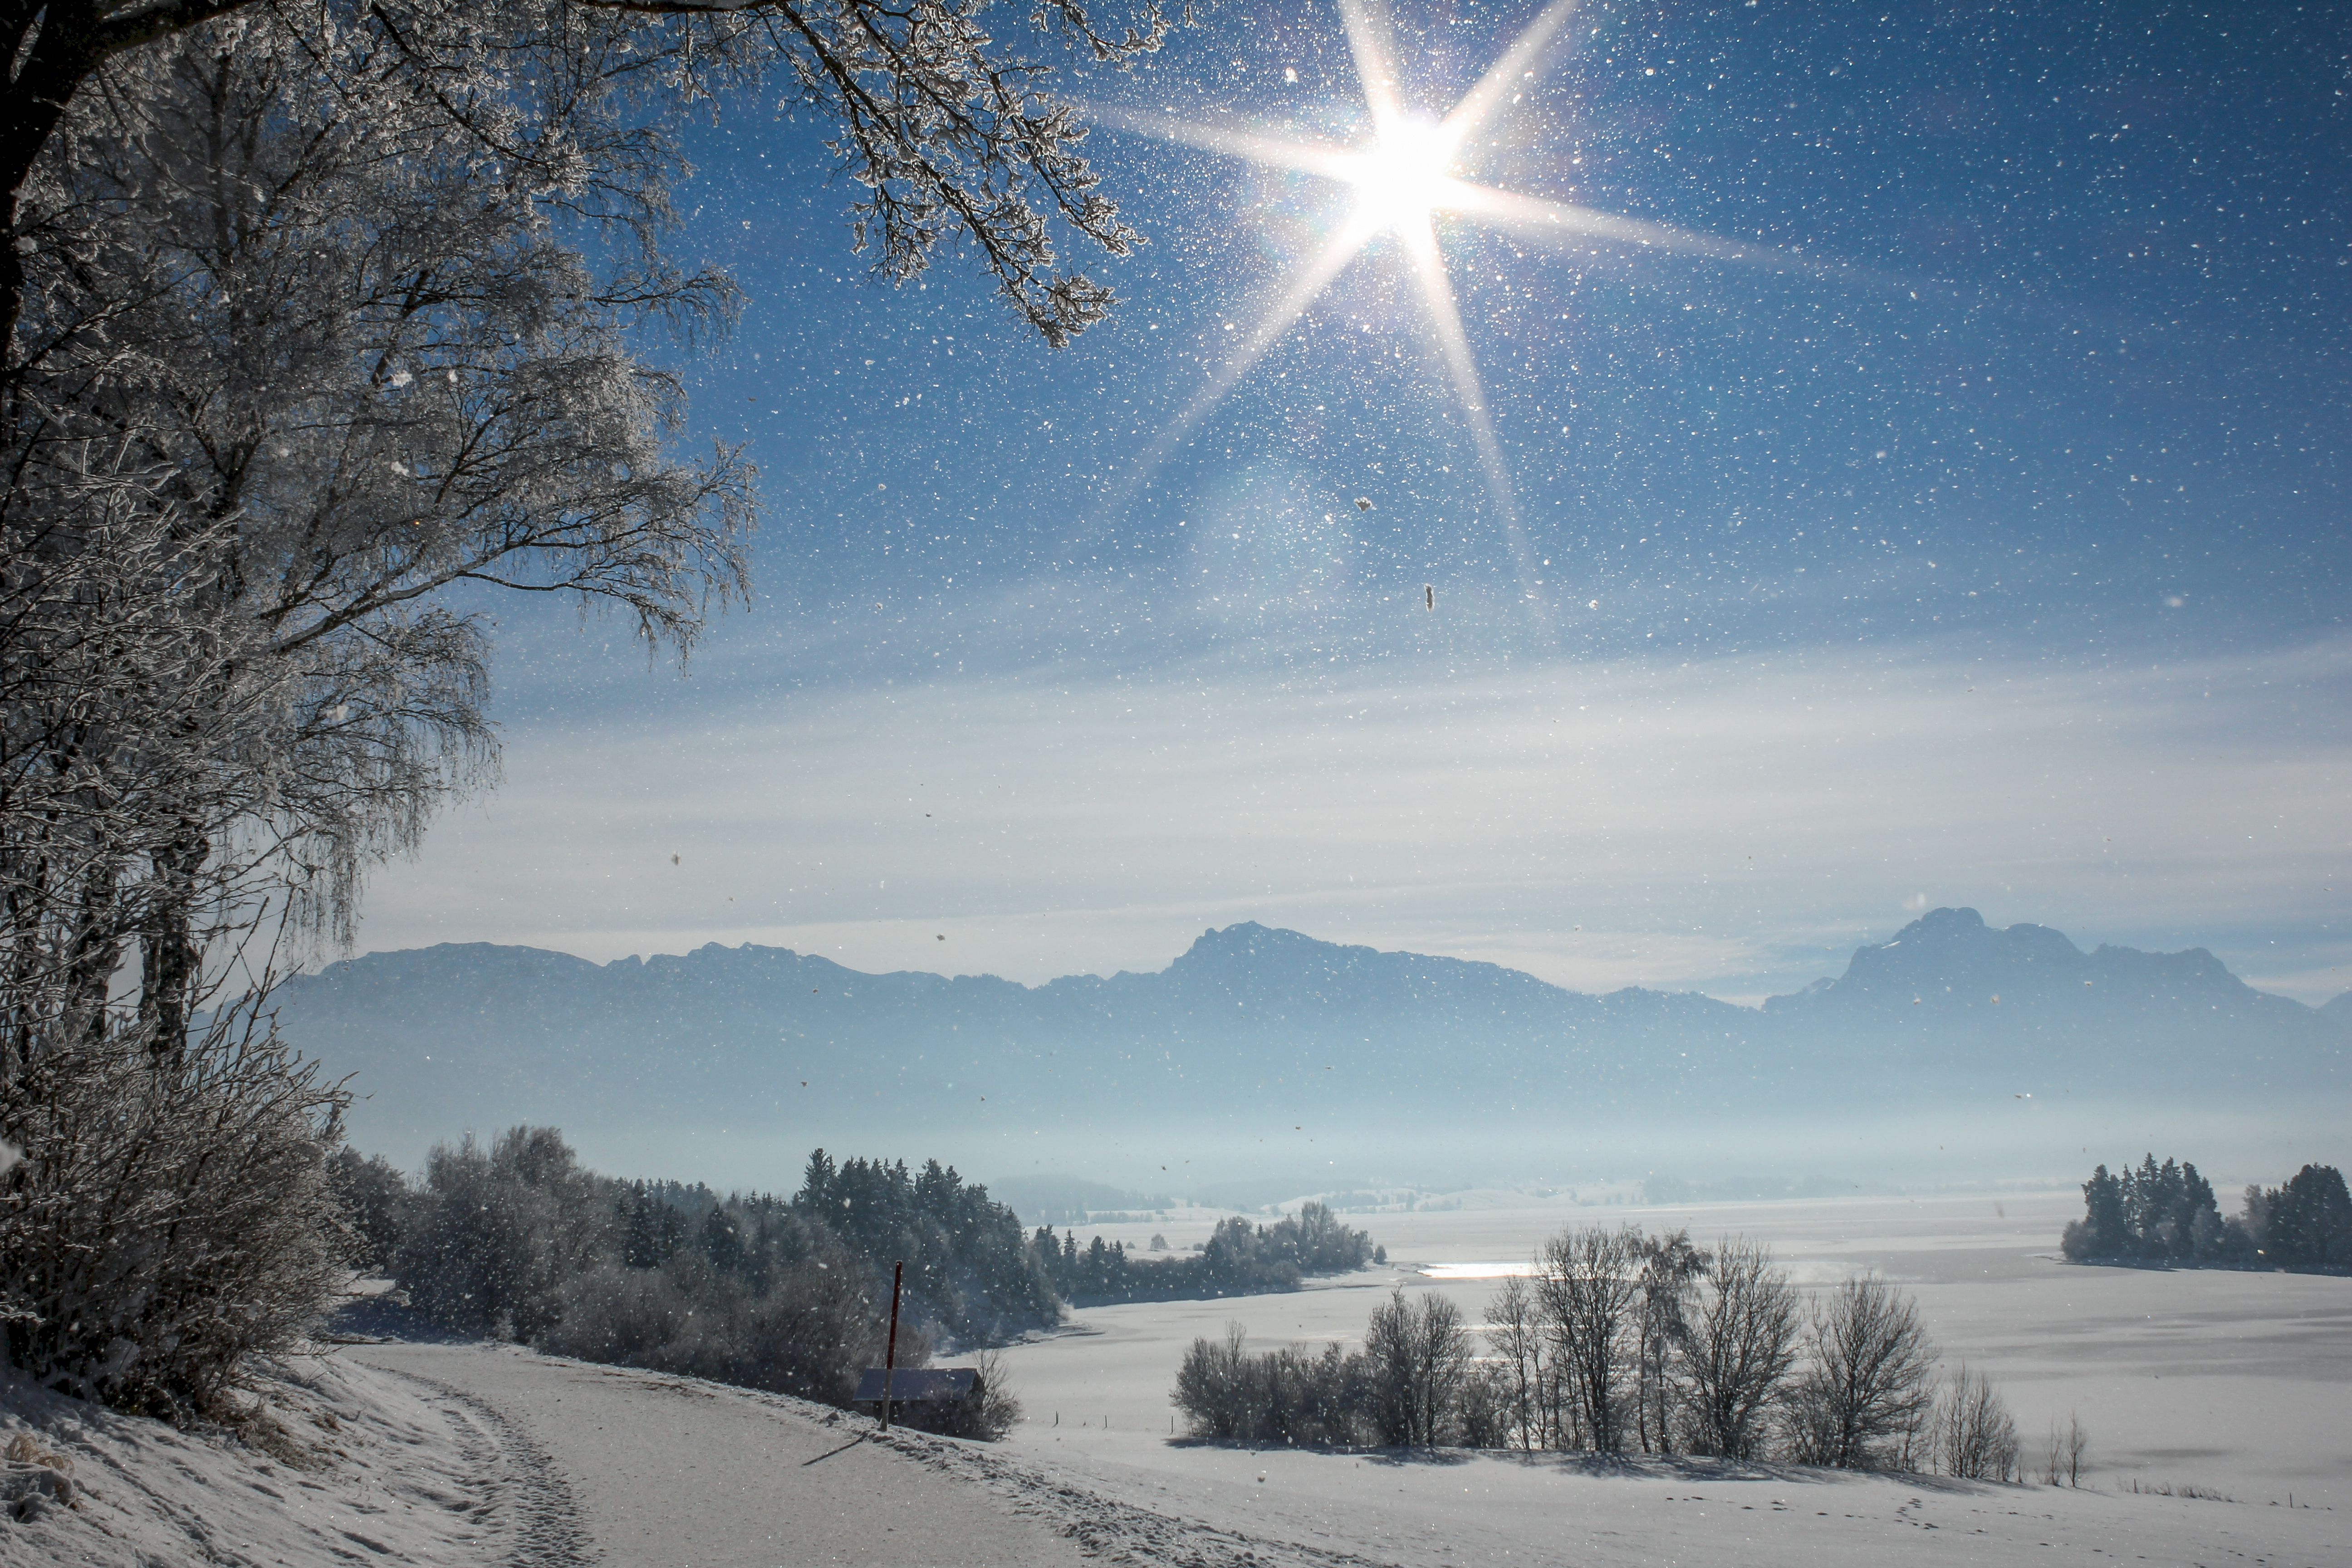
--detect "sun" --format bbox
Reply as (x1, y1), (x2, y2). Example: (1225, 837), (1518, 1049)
(1345, 118), (1461, 231)
(1097, 0), (1801, 609)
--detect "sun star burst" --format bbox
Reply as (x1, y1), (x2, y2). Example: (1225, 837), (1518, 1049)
(1106, 0), (1793, 606)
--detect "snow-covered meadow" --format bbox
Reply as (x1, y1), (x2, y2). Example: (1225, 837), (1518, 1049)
(989, 1189), (2347, 1564)
(4, 1189), (2338, 1568)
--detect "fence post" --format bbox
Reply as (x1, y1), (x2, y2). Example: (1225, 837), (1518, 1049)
(879, 1260), (904, 1432)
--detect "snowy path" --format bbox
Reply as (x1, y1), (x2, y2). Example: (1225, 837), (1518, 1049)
(348, 1343), (1097, 1567)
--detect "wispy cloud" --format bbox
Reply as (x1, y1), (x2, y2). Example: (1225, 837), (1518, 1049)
(362, 633), (2352, 1004)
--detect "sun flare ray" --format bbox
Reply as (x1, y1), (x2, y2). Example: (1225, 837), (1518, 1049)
(1437, 0), (1587, 153)
(1444, 184), (1843, 279)
(1107, 2), (1814, 608)
(1082, 103), (1359, 183)
(1111, 214), (1384, 514)
(1335, 0), (1406, 133)
(1397, 217), (1547, 617)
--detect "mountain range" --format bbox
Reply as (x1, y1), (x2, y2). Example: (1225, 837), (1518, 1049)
(277, 907), (2346, 1189)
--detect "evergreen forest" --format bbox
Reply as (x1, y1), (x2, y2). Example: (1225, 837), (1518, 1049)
(1032, 1204), (1378, 1302)
(2059, 1156), (2351, 1270)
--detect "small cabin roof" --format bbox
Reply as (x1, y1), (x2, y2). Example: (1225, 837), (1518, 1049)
(853, 1367), (980, 1404)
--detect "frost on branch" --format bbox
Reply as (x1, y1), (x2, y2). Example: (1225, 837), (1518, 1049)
(1, 0), (1177, 356)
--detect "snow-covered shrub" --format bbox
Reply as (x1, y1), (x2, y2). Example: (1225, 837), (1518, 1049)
(541, 1265), (695, 1364)
(543, 1244), (925, 1408)
(1171, 1323), (1255, 1441)
(1172, 1325), (1367, 1447)
(325, 1150), (413, 1273)
(1929, 1365), (2020, 1480)
(967, 1348), (1024, 1441)
(1173, 1295), (1484, 1450)
(395, 1128), (610, 1340)
(0, 1013), (345, 1420)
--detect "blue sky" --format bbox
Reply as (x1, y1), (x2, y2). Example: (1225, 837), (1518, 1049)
(361, 1), (2349, 1004)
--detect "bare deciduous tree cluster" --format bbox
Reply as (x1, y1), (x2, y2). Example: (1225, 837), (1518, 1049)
(1175, 1227), (2042, 1480)
(1173, 1289), (1499, 1449)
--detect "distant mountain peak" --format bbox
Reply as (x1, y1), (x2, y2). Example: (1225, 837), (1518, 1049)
(1167, 921), (1377, 980)
(1890, 905), (1988, 941)
(1762, 907), (2308, 1034)
(1181, 921), (1319, 956)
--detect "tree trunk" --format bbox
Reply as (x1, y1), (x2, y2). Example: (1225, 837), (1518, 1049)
(138, 818), (210, 1061)
(2, 0), (106, 377)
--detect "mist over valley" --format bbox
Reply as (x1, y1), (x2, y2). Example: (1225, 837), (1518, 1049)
(285, 906), (2348, 1197)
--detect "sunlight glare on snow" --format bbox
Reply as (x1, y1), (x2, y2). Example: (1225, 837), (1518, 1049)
(1418, 1259), (1539, 1280)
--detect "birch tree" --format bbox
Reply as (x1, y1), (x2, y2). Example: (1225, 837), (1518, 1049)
(2, 0), (1174, 368)
(1632, 1228), (1705, 1454)
(2, 0), (1175, 1417)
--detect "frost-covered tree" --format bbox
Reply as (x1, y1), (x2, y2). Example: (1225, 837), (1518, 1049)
(397, 1127), (612, 1339)
(326, 1147), (415, 1272)
(1, 0), (1173, 364)
(5, 0), (1177, 1037)
(1927, 1363), (2019, 1481)
(0, 493), (353, 1413)
(5, 0), (1172, 1416)
(1485, 1272), (1545, 1451)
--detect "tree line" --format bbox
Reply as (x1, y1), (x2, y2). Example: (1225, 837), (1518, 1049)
(1033, 1203), (1378, 1302)
(1, 0), (1167, 1424)
(1173, 1225), (2048, 1481)
(331, 1130), (1382, 1429)
(333, 1131), (1052, 1428)
(2061, 1156), (2351, 1270)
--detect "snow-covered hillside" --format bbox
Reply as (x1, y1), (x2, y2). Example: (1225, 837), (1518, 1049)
(0, 1353), (510, 1567)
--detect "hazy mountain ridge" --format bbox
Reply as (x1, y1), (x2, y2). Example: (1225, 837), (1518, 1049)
(279, 909), (2345, 1172)
(1757, 907), (2339, 1091)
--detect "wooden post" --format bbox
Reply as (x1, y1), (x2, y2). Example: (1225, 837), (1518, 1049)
(879, 1260), (904, 1432)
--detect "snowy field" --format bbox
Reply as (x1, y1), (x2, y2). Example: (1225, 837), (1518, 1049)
(3, 1191), (2339, 1568)
(991, 1189), (2349, 1565)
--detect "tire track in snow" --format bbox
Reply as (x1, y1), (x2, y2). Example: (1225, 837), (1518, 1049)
(365, 1361), (595, 1568)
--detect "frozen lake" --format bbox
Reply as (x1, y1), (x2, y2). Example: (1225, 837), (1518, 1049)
(989, 1189), (2349, 1565)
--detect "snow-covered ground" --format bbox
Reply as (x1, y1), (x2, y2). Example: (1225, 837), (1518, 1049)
(0, 1351), (517, 1568)
(1, 1338), (1105, 1568)
(990, 1189), (2348, 1565)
